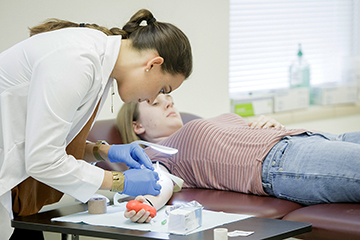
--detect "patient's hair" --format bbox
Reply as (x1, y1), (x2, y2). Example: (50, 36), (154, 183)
(29, 9), (193, 79)
(116, 102), (141, 144)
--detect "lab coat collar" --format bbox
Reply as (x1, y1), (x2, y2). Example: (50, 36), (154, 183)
(96, 34), (122, 121)
(101, 35), (121, 88)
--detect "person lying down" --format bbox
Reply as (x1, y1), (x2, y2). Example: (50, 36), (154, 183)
(117, 94), (360, 223)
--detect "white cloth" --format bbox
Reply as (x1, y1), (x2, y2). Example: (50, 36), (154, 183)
(51, 203), (253, 235)
(0, 27), (121, 238)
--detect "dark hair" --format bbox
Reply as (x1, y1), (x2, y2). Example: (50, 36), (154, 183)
(29, 9), (192, 79)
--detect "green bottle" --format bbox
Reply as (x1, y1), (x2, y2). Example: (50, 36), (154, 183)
(289, 44), (310, 88)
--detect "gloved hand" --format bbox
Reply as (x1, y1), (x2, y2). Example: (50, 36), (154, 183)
(122, 168), (161, 196)
(108, 142), (154, 170)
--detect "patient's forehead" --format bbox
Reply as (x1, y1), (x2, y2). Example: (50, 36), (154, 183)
(139, 94), (174, 111)
(164, 94), (173, 100)
(150, 94), (174, 104)
(157, 94), (173, 100)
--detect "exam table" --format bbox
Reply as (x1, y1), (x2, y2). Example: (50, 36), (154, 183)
(88, 113), (360, 240)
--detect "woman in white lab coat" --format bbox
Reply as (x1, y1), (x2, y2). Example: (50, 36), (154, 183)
(0, 9), (192, 239)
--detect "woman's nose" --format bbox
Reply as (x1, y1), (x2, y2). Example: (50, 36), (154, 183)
(165, 99), (173, 108)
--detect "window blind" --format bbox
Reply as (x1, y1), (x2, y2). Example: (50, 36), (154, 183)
(229, 0), (358, 95)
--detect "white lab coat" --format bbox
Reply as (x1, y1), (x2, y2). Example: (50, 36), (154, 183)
(0, 28), (121, 238)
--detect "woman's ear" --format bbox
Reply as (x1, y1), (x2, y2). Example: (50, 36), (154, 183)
(133, 121), (145, 135)
(145, 56), (164, 71)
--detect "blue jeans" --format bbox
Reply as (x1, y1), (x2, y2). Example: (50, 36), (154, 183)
(262, 131), (360, 205)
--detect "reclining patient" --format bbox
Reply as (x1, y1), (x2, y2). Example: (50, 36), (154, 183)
(117, 94), (360, 223)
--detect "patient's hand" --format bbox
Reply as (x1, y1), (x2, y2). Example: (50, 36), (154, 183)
(124, 196), (152, 223)
(249, 115), (285, 129)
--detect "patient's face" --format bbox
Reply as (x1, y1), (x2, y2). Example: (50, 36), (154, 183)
(135, 94), (183, 143)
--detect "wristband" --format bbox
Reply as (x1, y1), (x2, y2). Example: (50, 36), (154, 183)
(111, 171), (125, 193)
(145, 198), (154, 207)
(93, 140), (108, 162)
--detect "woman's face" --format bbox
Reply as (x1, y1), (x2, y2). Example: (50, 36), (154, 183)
(118, 71), (184, 104)
(111, 40), (185, 104)
(134, 94), (183, 143)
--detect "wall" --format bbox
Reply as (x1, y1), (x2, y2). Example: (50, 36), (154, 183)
(0, 0), (230, 120)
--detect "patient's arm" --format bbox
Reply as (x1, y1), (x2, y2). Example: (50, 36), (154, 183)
(124, 164), (174, 223)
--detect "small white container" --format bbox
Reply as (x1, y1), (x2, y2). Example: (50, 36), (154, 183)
(214, 228), (228, 240)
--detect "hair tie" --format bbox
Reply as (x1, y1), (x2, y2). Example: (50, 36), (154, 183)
(79, 23), (85, 27)
(147, 18), (156, 25)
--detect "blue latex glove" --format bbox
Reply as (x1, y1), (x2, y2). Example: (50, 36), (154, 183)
(108, 142), (154, 170)
(122, 168), (161, 196)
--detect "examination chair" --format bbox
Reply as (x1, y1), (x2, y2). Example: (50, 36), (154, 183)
(87, 113), (360, 240)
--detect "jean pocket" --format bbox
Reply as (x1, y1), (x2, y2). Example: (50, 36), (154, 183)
(278, 139), (290, 154)
(271, 139), (291, 169)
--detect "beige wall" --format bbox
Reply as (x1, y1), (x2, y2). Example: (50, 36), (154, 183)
(0, 0), (230, 120)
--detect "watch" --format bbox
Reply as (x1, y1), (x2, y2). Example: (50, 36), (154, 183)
(93, 140), (109, 162)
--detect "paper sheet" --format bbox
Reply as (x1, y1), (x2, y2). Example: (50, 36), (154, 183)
(51, 203), (252, 235)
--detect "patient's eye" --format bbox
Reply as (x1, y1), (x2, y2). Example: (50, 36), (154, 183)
(152, 102), (159, 106)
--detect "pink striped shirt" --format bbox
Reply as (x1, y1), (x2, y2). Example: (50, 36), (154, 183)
(145, 113), (308, 196)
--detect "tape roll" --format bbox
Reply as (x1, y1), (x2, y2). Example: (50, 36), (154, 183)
(214, 228), (228, 240)
(88, 197), (107, 214)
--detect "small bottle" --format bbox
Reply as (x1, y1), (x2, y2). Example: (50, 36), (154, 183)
(289, 44), (310, 88)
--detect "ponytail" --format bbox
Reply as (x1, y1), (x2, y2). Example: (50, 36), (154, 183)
(29, 9), (192, 79)
(122, 9), (193, 79)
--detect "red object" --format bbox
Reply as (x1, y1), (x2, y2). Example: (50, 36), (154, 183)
(126, 200), (157, 218)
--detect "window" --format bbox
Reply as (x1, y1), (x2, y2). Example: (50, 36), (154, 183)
(229, 0), (360, 96)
